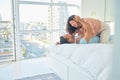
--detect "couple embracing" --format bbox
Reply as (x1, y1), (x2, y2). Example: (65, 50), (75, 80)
(57, 15), (111, 44)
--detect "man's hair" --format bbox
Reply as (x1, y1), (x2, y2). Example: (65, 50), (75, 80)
(60, 36), (70, 44)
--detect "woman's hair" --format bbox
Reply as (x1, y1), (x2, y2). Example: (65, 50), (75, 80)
(66, 15), (77, 34)
(60, 36), (70, 44)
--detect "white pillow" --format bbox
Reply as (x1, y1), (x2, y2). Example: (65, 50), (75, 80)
(81, 45), (112, 79)
(58, 44), (81, 59)
(71, 44), (112, 79)
(71, 44), (98, 65)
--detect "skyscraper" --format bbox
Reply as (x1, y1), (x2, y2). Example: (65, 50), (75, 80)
(58, 1), (69, 30)
(0, 14), (2, 21)
(0, 14), (2, 28)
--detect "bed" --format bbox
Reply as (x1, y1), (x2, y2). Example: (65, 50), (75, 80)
(48, 44), (113, 80)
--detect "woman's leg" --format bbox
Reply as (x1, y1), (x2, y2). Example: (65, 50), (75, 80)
(99, 22), (111, 43)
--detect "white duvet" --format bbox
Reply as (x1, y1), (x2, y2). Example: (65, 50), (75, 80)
(49, 44), (113, 80)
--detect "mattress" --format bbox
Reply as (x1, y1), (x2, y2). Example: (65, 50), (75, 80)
(49, 44), (113, 80)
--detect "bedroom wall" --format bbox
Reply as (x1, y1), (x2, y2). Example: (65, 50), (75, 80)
(81, 0), (105, 21)
(110, 0), (120, 80)
(81, 0), (113, 22)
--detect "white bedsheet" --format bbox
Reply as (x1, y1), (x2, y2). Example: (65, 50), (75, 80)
(49, 44), (113, 80)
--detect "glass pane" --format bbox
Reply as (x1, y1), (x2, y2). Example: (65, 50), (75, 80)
(19, 0), (50, 3)
(68, 7), (80, 16)
(105, 0), (114, 21)
(0, 0), (15, 62)
(52, 31), (60, 44)
(20, 31), (50, 59)
(53, 0), (80, 5)
(19, 4), (50, 59)
(0, 1), (11, 21)
(52, 6), (80, 29)
(52, 30), (66, 44)
(20, 4), (50, 30)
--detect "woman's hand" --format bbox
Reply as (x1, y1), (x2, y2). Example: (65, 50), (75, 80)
(56, 42), (60, 45)
(73, 15), (81, 22)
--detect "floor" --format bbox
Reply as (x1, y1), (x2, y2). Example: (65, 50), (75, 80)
(0, 57), (53, 80)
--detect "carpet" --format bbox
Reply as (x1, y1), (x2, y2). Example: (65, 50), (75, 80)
(16, 73), (62, 80)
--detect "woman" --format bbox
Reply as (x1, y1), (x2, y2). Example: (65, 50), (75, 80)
(66, 15), (111, 43)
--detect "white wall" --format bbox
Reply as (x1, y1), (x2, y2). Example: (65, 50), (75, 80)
(81, 0), (114, 22)
(109, 0), (120, 80)
(81, 0), (105, 21)
(105, 0), (114, 21)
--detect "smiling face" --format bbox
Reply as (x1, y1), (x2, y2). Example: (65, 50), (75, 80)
(67, 15), (83, 34)
(69, 20), (79, 28)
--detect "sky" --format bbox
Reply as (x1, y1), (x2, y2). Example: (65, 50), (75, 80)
(0, 0), (79, 22)
(0, 0), (48, 22)
(19, 4), (49, 22)
(0, 0), (11, 21)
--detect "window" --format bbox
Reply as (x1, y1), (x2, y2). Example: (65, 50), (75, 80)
(53, 0), (80, 5)
(20, 0), (50, 3)
(5, 0), (81, 60)
(0, 0), (15, 62)
(19, 4), (50, 59)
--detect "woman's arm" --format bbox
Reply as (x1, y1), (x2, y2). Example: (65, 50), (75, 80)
(74, 16), (93, 42)
(76, 36), (82, 43)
